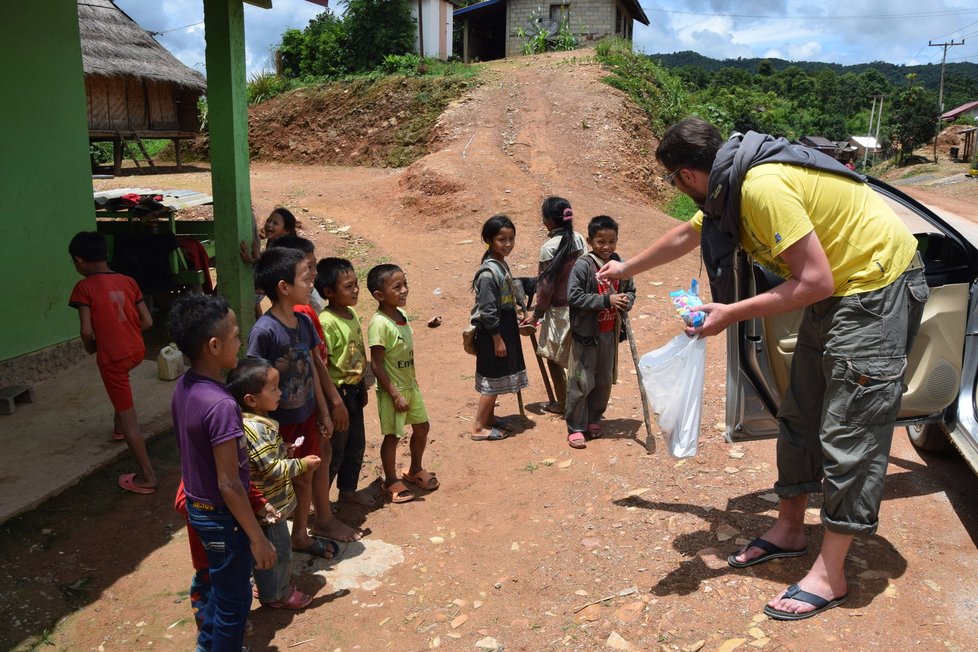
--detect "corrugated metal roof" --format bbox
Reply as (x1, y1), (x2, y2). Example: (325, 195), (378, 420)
(93, 188), (213, 210)
(848, 136), (880, 149)
(454, 0), (501, 16)
(941, 100), (978, 121)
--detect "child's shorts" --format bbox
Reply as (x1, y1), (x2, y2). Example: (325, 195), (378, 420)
(98, 350), (144, 412)
(376, 386), (428, 438)
(279, 411), (321, 457)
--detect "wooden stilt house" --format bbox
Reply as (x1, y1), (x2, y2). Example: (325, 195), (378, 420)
(78, 0), (207, 174)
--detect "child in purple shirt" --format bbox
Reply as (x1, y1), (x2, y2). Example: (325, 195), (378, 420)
(169, 294), (275, 652)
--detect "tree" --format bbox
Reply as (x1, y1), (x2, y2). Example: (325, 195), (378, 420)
(344, 0), (416, 72)
(887, 75), (938, 164)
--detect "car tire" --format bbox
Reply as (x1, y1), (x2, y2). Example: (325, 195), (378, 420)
(907, 422), (953, 452)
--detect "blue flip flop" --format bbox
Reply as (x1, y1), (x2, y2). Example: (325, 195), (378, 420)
(764, 583), (848, 620)
(727, 537), (806, 568)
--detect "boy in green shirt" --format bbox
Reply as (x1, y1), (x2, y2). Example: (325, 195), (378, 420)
(316, 257), (376, 506)
(366, 264), (439, 504)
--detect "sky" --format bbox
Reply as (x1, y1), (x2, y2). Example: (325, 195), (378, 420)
(115, 0), (978, 78)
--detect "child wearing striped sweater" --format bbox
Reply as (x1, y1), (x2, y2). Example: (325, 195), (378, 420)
(227, 358), (324, 610)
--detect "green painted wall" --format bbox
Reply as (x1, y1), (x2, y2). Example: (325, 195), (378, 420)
(0, 2), (95, 361)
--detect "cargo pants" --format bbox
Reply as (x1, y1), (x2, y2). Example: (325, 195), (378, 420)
(774, 263), (928, 536)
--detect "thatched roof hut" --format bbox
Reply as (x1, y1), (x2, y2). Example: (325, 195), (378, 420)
(79, 0), (207, 171)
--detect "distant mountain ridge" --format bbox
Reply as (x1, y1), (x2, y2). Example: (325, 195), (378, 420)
(648, 50), (978, 99)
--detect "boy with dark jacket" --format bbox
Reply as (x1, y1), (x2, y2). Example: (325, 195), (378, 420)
(564, 216), (635, 449)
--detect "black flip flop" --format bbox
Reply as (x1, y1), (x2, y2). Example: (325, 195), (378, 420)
(293, 537), (340, 560)
(764, 583), (848, 620)
(727, 537), (806, 568)
(470, 427), (508, 441)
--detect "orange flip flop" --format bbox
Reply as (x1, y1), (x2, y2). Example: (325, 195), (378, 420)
(402, 468), (440, 491)
(385, 480), (415, 503)
(118, 473), (156, 495)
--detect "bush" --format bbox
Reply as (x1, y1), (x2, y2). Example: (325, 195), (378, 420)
(595, 42), (690, 132)
(512, 9), (580, 55)
(247, 71), (286, 105)
(381, 53), (423, 75)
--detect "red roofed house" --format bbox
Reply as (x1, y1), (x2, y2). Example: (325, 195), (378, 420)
(941, 100), (978, 123)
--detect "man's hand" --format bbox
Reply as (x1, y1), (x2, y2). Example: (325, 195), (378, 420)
(251, 535), (277, 570)
(685, 303), (732, 338)
(609, 294), (630, 311)
(596, 259), (626, 281)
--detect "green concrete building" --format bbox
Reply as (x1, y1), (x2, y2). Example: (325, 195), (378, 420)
(0, 0), (279, 380)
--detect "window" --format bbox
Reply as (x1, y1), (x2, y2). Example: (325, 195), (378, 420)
(550, 3), (569, 25)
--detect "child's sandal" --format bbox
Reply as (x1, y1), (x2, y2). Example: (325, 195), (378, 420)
(402, 468), (440, 491)
(385, 480), (416, 503)
(567, 432), (587, 449)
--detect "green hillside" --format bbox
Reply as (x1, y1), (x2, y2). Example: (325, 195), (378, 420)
(649, 51), (978, 111)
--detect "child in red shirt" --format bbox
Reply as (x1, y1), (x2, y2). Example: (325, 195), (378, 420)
(68, 231), (157, 494)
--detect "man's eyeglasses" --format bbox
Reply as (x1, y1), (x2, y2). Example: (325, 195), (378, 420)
(663, 168), (682, 187)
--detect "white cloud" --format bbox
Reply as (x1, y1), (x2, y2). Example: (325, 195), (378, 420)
(786, 41), (822, 60)
(636, 0), (978, 65)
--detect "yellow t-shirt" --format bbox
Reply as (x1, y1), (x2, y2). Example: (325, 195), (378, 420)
(319, 306), (366, 386)
(690, 163), (917, 296)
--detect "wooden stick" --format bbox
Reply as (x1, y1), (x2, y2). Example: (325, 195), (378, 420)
(622, 312), (655, 453)
(528, 331), (556, 404)
(572, 586), (638, 613)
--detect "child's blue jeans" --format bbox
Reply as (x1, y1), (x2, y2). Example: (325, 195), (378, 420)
(187, 501), (254, 652)
(253, 519), (292, 604)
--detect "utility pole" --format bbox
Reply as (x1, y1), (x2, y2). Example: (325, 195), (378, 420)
(929, 39), (965, 162)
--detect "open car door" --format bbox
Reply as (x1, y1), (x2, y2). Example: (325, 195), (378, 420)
(725, 178), (978, 476)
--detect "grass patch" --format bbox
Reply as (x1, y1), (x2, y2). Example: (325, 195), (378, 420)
(594, 38), (689, 133)
(664, 193), (699, 222)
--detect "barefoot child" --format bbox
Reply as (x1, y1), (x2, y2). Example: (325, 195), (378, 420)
(249, 248), (361, 551)
(168, 294), (276, 650)
(469, 215), (529, 441)
(565, 215), (635, 449)
(317, 257), (376, 506)
(524, 197), (586, 415)
(367, 264), (438, 503)
(228, 358), (324, 609)
(270, 233), (329, 314)
(67, 231), (157, 494)
(268, 235), (346, 433)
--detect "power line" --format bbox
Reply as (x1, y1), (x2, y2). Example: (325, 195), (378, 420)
(931, 19), (978, 41)
(148, 20), (204, 37)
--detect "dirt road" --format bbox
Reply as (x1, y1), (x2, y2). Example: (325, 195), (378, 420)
(4, 52), (978, 652)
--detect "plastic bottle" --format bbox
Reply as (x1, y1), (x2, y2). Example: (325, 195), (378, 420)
(157, 343), (185, 381)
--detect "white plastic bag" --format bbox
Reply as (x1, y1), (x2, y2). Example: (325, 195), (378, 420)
(639, 333), (707, 458)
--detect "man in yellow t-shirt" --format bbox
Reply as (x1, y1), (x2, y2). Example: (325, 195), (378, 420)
(598, 118), (929, 621)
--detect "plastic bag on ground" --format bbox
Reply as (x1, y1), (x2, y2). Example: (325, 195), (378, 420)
(639, 333), (707, 458)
